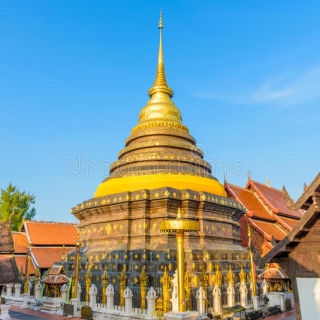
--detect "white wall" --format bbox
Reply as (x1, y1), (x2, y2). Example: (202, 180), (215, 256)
(297, 277), (320, 320)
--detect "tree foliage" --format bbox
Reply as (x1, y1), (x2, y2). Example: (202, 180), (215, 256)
(0, 183), (36, 231)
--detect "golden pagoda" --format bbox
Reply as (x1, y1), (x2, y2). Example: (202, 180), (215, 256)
(69, 12), (248, 290)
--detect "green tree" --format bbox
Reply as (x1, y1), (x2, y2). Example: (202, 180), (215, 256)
(0, 183), (36, 231)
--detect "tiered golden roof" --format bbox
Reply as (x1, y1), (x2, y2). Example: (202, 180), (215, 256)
(95, 12), (226, 198)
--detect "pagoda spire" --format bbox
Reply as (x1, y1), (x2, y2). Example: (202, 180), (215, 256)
(148, 10), (173, 97)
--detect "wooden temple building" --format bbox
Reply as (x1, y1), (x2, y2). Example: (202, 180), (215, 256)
(256, 172), (320, 320)
(0, 218), (20, 292)
(12, 220), (78, 275)
(67, 14), (249, 289)
(225, 178), (304, 257)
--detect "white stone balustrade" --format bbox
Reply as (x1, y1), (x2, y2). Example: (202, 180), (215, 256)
(60, 283), (68, 303)
(227, 283), (235, 307)
(123, 287), (133, 314)
(196, 286), (206, 315)
(14, 283), (22, 298)
(146, 287), (157, 319)
(239, 281), (248, 308)
(170, 270), (179, 312)
(35, 282), (42, 300)
(89, 284), (98, 309)
(212, 284), (221, 314)
(106, 284), (114, 311)
(5, 284), (13, 298)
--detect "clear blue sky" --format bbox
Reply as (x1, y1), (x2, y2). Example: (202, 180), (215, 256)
(1, 1), (319, 222)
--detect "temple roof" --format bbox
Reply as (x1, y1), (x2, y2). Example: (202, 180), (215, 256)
(0, 256), (20, 284)
(12, 232), (28, 254)
(258, 267), (289, 280)
(0, 219), (14, 253)
(23, 220), (78, 246)
(227, 184), (275, 221)
(14, 255), (36, 274)
(42, 265), (69, 285)
(225, 178), (303, 256)
(0, 219), (20, 284)
(257, 172), (320, 267)
(31, 247), (71, 269)
(247, 180), (304, 218)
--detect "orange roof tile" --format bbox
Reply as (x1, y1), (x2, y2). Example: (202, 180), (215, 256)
(277, 216), (299, 229)
(25, 221), (78, 246)
(12, 233), (28, 254)
(31, 247), (73, 269)
(227, 184), (275, 221)
(253, 220), (287, 241)
(249, 180), (303, 218)
(14, 256), (36, 274)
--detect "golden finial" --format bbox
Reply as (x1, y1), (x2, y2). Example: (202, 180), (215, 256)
(239, 265), (246, 283)
(137, 10), (183, 127)
(159, 10), (163, 29)
(148, 10), (173, 98)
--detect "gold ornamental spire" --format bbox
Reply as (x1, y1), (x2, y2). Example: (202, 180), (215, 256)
(136, 10), (183, 126)
(148, 10), (173, 97)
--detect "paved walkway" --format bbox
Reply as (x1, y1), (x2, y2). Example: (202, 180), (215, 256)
(8, 305), (296, 320)
(266, 309), (296, 319)
(9, 305), (80, 320)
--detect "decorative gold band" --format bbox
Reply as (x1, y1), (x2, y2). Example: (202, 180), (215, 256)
(131, 120), (189, 134)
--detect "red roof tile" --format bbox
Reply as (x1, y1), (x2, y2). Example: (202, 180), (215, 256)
(25, 221), (78, 246)
(14, 256), (36, 275)
(12, 233), (28, 254)
(253, 220), (286, 241)
(227, 184), (275, 221)
(31, 247), (73, 269)
(248, 180), (303, 218)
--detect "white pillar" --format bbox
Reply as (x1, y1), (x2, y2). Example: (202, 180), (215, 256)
(239, 282), (248, 308)
(6, 284), (13, 298)
(146, 287), (157, 319)
(250, 282), (259, 311)
(123, 287), (133, 314)
(77, 282), (82, 301)
(20, 293), (29, 309)
(227, 283), (235, 307)
(196, 286), (206, 315)
(28, 281), (32, 295)
(70, 298), (79, 317)
(106, 284), (114, 311)
(35, 282), (42, 300)
(89, 284), (98, 309)
(0, 304), (11, 320)
(170, 270), (179, 312)
(212, 284), (221, 314)
(60, 284), (68, 303)
(14, 283), (22, 298)
(253, 296), (259, 311)
(262, 279), (268, 296)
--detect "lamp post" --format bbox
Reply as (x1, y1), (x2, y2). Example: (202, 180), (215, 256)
(160, 208), (199, 312)
(73, 238), (82, 299)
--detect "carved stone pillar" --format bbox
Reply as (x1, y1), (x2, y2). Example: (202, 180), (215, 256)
(89, 284), (97, 309)
(123, 287), (133, 314)
(212, 284), (221, 314)
(106, 284), (114, 311)
(146, 287), (157, 319)
(196, 286), (206, 315)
